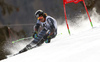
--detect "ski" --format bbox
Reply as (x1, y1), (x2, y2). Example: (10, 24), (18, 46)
(7, 44), (39, 58)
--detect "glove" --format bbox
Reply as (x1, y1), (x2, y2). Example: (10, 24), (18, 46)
(44, 36), (51, 43)
(43, 30), (51, 43)
(33, 31), (38, 38)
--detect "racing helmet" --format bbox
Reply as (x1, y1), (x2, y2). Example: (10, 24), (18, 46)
(35, 10), (44, 18)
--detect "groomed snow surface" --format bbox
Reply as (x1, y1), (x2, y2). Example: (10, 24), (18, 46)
(1, 8), (100, 62)
(1, 22), (100, 62)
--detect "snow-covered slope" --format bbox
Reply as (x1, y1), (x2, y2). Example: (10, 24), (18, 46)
(1, 23), (100, 62)
(1, 8), (100, 62)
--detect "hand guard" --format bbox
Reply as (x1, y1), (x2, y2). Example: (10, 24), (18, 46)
(33, 31), (38, 38)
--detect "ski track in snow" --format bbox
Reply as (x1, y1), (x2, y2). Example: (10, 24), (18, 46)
(1, 25), (100, 62)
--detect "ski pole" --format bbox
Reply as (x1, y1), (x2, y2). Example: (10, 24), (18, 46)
(12, 33), (62, 44)
(12, 36), (33, 43)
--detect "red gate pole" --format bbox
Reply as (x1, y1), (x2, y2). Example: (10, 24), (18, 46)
(63, 0), (71, 35)
(83, 0), (93, 27)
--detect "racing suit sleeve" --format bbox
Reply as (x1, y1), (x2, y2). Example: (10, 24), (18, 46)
(47, 18), (55, 36)
(34, 20), (41, 32)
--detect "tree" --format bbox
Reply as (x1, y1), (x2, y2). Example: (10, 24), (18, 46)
(0, 0), (19, 15)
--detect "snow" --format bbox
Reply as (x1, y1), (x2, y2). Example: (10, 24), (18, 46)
(1, 23), (100, 62)
(1, 8), (100, 62)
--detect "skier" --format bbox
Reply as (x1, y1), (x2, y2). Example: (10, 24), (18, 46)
(19, 10), (57, 53)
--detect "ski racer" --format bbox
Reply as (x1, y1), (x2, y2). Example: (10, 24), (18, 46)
(19, 10), (57, 53)
(33, 10), (57, 44)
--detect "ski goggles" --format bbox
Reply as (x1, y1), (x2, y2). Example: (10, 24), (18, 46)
(38, 16), (44, 20)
